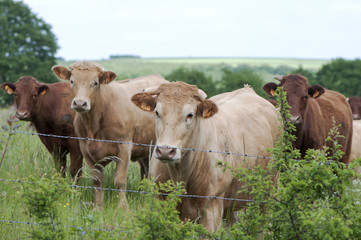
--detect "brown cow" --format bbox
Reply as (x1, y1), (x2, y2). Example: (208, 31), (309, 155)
(131, 82), (279, 231)
(263, 74), (353, 163)
(348, 96), (361, 120)
(1, 76), (83, 180)
(52, 61), (168, 209)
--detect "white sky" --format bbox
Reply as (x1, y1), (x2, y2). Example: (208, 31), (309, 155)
(21, 0), (361, 61)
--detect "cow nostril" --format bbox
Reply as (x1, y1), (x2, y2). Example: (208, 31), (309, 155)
(82, 101), (87, 107)
(169, 148), (176, 156)
(156, 147), (162, 156)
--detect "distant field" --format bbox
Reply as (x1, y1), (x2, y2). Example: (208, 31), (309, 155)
(58, 57), (330, 82)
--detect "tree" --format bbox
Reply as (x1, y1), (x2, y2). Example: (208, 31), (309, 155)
(315, 58), (361, 97)
(166, 67), (218, 97)
(0, 0), (59, 105)
(219, 67), (267, 98)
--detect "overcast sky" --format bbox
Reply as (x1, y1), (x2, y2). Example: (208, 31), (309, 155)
(21, 0), (361, 61)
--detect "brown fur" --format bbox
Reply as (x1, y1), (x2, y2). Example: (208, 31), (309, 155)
(1, 76), (83, 180)
(52, 61), (168, 208)
(263, 74), (353, 163)
(132, 81), (279, 231)
(348, 96), (361, 120)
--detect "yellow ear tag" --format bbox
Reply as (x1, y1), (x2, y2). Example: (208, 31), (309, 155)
(5, 85), (14, 94)
(270, 89), (276, 96)
(40, 89), (47, 95)
(313, 90), (319, 98)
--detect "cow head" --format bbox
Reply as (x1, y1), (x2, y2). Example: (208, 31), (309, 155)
(1, 76), (49, 121)
(52, 61), (117, 112)
(263, 74), (325, 125)
(348, 96), (361, 120)
(131, 82), (218, 163)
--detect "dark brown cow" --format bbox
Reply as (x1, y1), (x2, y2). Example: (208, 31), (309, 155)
(1, 76), (82, 180)
(263, 74), (353, 163)
(348, 96), (361, 120)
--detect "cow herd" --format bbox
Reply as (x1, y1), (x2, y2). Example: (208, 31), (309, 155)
(1, 61), (360, 231)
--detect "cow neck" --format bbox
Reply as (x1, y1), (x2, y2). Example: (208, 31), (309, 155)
(32, 90), (54, 134)
(76, 84), (114, 139)
(167, 117), (214, 186)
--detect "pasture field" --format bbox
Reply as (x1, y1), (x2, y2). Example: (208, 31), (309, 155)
(57, 57), (329, 83)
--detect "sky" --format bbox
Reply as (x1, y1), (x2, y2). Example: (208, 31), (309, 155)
(21, 0), (361, 61)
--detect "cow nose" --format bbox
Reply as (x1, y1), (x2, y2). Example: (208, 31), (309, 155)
(290, 115), (302, 125)
(16, 111), (29, 120)
(72, 99), (89, 111)
(155, 146), (177, 160)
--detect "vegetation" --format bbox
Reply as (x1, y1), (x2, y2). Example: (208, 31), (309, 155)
(315, 58), (361, 97)
(0, 0), (59, 105)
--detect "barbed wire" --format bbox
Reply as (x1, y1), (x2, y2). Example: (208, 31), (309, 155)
(0, 128), (354, 167)
(0, 129), (273, 160)
(0, 178), (267, 204)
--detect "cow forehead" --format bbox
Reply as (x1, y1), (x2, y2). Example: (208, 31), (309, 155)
(69, 61), (103, 82)
(156, 82), (200, 104)
(280, 75), (310, 96)
(16, 77), (40, 92)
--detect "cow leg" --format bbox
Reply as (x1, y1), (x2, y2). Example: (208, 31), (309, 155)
(53, 152), (67, 178)
(138, 157), (149, 179)
(114, 146), (131, 209)
(91, 158), (109, 210)
(69, 149), (83, 183)
(201, 200), (224, 232)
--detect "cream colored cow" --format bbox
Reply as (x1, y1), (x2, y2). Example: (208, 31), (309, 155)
(351, 120), (361, 162)
(131, 82), (279, 231)
(52, 61), (168, 209)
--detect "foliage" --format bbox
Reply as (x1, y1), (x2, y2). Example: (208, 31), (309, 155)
(0, 0), (59, 105)
(21, 175), (77, 240)
(219, 67), (267, 97)
(219, 87), (361, 239)
(315, 58), (361, 97)
(166, 67), (218, 97)
(121, 178), (208, 239)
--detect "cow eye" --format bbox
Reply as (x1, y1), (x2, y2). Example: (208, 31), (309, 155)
(70, 80), (74, 84)
(93, 81), (99, 87)
(32, 94), (37, 98)
(155, 110), (160, 118)
(186, 113), (194, 120)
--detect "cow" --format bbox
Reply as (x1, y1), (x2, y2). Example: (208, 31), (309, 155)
(1, 76), (83, 180)
(348, 96), (361, 120)
(263, 74), (353, 163)
(131, 82), (279, 231)
(350, 120), (361, 162)
(52, 61), (168, 209)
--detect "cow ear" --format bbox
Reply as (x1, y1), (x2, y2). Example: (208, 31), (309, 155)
(197, 99), (218, 118)
(131, 92), (156, 112)
(99, 71), (117, 84)
(38, 85), (49, 96)
(52, 66), (71, 80)
(263, 82), (278, 96)
(1, 82), (16, 94)
(308, 84), (325, 98)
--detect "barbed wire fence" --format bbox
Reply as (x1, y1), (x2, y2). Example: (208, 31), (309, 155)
(0, 128), (358, 237)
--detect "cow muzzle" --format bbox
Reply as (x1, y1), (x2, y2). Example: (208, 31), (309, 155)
(290, 115), (302, 125)
(154, 145), (181, 163)
(353, 114), (360, 120)
(16, 111), (30, 120)
(71, 98), (90, 112)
